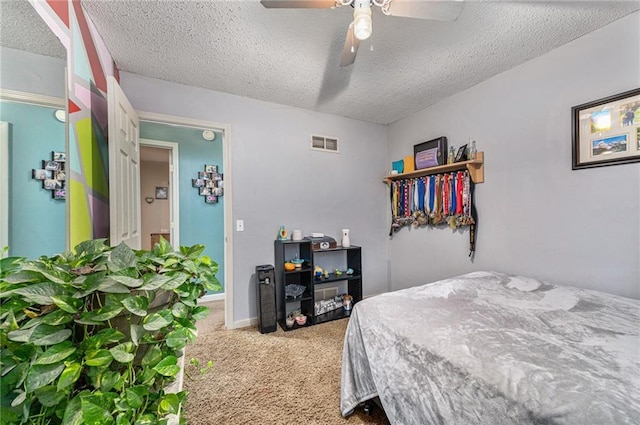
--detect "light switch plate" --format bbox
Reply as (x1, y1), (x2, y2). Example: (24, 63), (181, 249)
(236, 220), (244, 232)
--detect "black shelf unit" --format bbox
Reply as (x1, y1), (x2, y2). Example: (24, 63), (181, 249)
(274, 239), (362, 331)
(274, 239), (314, 331)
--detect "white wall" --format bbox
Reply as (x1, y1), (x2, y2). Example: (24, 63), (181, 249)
(140, 160), (170, 251)
(120, 73), (390, 322)
(388, 12), (640, 299)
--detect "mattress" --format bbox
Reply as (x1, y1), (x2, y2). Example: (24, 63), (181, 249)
(340, 271), (640, 424)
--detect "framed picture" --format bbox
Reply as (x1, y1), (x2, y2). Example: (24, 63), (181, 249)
(52, 151), (66, 162)
(32, 169), (52, 180)
(572, 88), (640, 169)
(414, 137), (447, 170)
(192, 179), (205, 188)
(454, 144), (468, 163)
(199, 187), (210, 196)
(43, 160), (59, 171)
(155, 186), (168, 199)
(43, 179), (62, 190)
(205, 195), (218, 204)
(205, 164), (217, 173)
(53, 189), (66, 200)
(197, 172), (209, 180)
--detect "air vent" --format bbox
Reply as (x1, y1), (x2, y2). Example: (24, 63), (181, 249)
(311, 134), (339, 153)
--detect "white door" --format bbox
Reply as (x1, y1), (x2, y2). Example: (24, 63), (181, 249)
(107, 76), (141, 249)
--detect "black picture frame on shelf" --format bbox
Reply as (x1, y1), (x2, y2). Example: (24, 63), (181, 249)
(414, 137), (447, 169)
(454, 144), (468, 163)
(572, 87), (640, 170)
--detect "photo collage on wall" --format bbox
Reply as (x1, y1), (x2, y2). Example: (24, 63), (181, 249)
(32, 151), (66, 200)
(191, 164), (224, 204)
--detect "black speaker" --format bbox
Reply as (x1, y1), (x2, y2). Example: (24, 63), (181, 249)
(256, 264), (276, 334)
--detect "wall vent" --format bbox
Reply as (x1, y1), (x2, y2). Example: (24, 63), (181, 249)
(310, 134), (339, 153)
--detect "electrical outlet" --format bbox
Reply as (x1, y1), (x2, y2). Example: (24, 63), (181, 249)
(236, 220), (244, 232)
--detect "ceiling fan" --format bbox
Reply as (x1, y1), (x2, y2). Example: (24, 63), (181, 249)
(260, 0), (463, 66)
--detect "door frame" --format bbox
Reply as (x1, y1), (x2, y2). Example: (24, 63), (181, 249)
(139, 139), (180, 251)
(137, 111), (234, 330)
(0, 121), (8, 256)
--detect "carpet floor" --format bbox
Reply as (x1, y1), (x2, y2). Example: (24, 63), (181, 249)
(182, 302), (389, 424)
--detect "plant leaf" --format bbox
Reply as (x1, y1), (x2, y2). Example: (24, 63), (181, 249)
(62, 392), (84, 425)
(171, 302), (189, 319)
(1, 270), (43, 284)
(57, 362), (82, 391)
(100, 370), (121, 392)
(191, 306), (209, 320)
(108, 275), (143, 288)
(97, 279), (131, 294)
(40, 309), (73, 326)
(152, 355), (180, 377)
(139, 274), (173, 291)
(81, 393), (115, 425)
(108, 243), (137, 272)
(141, 346), (163, 367)
(142, 310), (173, 331)
(130, 324), (144, 347)
(121, 296), (149, 317)
(11, 282), (68, 305)
(35, 385), (66, 407)
(165, 329), (188, 349)
(10, 390), (26, 407)
(50, 295), (84, 314)
(34, 341), (76, 365)
(133, 413), (157, 425)
(85, 349), (113, 367)
(158, 393), (181, 415)
(109, 343), (135, 363)
(125, 385), (148, 409)
(25, 363), (65, 392)
(29, 325), (72, 346)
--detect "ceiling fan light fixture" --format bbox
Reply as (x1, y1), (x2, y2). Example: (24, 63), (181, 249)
(353, 2), (372, 40)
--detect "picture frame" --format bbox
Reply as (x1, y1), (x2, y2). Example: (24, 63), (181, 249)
(53, 189), (66, 200)
(52, 151), (66, 162)
(32, 169), (52, 180)
(205, 164), (217, 173)
(155, 186), (168, 199)
(205, 195), (218, 204)
(454, 144), (468, 163)
(572, 87), (640, 169)
(414, 137), (447, 170)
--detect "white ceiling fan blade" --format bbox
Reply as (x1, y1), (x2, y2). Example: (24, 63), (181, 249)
(340, 23), (360, 67)
(260, 0), (337, 8)
(387, 0), (463, 21)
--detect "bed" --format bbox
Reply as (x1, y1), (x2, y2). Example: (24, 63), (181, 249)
(340, 271), (640, 424)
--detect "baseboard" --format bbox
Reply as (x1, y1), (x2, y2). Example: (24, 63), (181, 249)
(200, 293), (225, 303)
(229, 317), (257, 329)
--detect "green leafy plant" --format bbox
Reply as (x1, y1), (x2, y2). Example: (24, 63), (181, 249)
(0, 238), (221, 424)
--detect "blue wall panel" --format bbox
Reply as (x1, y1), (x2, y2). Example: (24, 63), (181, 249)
(1, 102), (66, 258)
(140, 121), (224, 294)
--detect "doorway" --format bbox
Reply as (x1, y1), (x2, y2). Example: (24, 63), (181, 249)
(139, 141), (179, 251)
(137, 112), (233, 329)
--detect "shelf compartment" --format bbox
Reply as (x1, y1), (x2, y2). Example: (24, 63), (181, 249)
(314, 308), (352, 325)
(284, 293), (312, 304)
(383, 151), (484, 184)
(278, 318), (312, 332)
(314, 273), (361, 285)
(285, 267), (312, 274)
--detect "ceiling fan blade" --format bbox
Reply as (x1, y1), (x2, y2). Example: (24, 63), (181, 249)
(260, 0), (337, 8)
(340, 23), (360, 67)
(387, 0), (463, 21)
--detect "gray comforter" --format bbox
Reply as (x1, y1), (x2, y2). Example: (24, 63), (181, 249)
(341, 271), (640, 424)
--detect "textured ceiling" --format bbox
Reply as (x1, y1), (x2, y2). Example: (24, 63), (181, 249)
(3, 1), (640, 124)
(0, 0), (66, 59)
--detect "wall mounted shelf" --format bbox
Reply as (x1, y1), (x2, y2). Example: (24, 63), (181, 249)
(383, 152), (484, 184)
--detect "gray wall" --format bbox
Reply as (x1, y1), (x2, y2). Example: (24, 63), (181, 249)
(0, 47), (65, 98)
(120, 73), (389, 322)
(387, 12), (640, 299)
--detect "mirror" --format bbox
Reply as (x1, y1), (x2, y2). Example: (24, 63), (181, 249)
(0, 0), (68, 258)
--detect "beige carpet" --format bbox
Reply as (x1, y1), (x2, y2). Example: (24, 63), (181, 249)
(182, 301), (389, 424)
